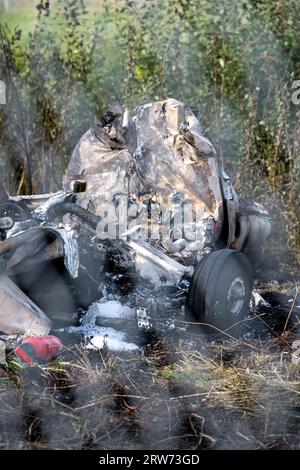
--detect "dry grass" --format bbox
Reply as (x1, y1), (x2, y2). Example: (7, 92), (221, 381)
(1, 331), (300, 450)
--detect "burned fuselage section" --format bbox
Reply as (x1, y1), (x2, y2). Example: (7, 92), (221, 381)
(0, 99), (271, 340)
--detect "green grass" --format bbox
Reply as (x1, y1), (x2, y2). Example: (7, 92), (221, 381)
(0, 2), (106, 47)
(0, 7), (37, 38)
(0, 1), (104, 41)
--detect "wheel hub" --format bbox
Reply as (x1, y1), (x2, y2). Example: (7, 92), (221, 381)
(0, 202), (30, 222)
(227, 277), (246, 316)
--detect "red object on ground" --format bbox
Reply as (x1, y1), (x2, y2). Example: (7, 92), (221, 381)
(14, 336), (63, 365)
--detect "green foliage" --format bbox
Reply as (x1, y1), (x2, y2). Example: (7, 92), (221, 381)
(0, 0), (299, 252)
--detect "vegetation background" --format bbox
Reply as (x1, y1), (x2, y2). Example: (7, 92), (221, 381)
(0, 0), (299, 262)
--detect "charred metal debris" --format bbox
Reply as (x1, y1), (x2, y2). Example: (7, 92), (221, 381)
(0, 99), (272, 361)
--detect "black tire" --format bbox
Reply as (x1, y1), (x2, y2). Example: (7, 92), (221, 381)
(0, 201), (31, 222)
(242, 215), (271, 266)
(186, 249), (253, 330)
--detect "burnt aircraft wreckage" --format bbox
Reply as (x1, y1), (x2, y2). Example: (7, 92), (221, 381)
(0, 99), (271, 347)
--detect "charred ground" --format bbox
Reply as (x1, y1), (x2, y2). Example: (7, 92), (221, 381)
(0, 258), (299, 450)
